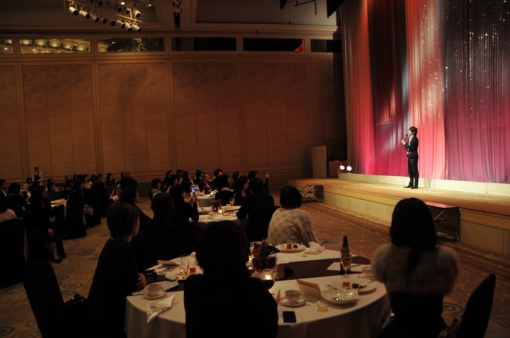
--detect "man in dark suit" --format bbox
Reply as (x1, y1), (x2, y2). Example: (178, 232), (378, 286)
(401, 126), (419, 189)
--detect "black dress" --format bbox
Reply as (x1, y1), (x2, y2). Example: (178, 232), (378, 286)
(215, 190), (235, 205)
(84, 239), (139, 338)
(6, 193), (28, 218)
(184, 273), (278, 338)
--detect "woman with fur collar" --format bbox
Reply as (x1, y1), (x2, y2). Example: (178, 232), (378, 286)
(372, 198), (459, 338)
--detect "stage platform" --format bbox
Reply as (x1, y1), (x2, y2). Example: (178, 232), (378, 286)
(288, 174), (510, 256)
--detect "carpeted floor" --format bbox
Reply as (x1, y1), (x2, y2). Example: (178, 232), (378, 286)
(0, 197), (509, 338)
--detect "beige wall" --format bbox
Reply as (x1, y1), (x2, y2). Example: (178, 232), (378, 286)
(0, 35), (346, 189)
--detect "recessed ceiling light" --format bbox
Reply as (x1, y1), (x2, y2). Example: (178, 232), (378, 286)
(120, 1), (125, 4)
(147, 3), (152, 7)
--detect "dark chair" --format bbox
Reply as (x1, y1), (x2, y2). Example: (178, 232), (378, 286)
(457, 274), (496, 338)
(0, 218), (26, 288)
(23, 261), (64, 338)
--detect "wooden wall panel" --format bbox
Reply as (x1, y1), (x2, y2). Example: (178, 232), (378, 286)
(98, 63), (170, 174)
(0, 66), (22, 179)
(172, 62), (241, 171)
(23, 64), (96, 178)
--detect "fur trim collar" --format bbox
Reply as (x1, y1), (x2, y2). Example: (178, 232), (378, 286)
(371, 244), (459, 296)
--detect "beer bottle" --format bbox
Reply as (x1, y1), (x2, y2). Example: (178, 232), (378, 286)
(341, 236), (351, 274)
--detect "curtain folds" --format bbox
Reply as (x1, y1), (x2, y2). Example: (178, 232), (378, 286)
(341, 0), (509, 183)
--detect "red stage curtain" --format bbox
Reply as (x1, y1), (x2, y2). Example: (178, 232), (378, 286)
(442, 0), (510, 183)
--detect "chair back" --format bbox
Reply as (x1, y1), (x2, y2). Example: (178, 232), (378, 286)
(457, 274), (496, 338)
(23, 261), (64, 338)
(0, 218), (26, 288)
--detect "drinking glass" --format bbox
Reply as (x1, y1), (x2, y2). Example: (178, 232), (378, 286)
(180, 254), (189, 273)
(260, 269), (275, 290)
(229, 197), (235, 207)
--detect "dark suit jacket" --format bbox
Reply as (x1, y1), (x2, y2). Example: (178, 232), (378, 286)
(237, 192), (275, 242)
(404, 136), (419, 158)
(215, 190), (234, 205)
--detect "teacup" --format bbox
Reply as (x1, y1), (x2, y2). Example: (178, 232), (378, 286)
(285, 290), (301, 304)
(146, 284), (163, 297)
(362, 265), (374, 278)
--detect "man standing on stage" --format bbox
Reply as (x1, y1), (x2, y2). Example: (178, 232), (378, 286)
(401, 126), (419, 189)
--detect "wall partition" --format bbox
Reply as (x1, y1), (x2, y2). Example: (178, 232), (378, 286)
(0, 32), (346, 188)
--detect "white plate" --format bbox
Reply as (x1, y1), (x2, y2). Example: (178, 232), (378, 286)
(143, 290), (166, 300)
(165, 271), (188, 281)
(280, 298), (306, 308)
(321, 289), (358, 305)
(278, 244), (306, 252)
(331, 277), (376, 293)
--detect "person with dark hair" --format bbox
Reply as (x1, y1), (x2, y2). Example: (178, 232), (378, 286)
(170, 184), (199, 222)
(60, 179), (74, 200)
(62, 179), (87, 238)
(6, 183), (28, 218)
(248, 170), (270, 193)
(136, 193), (186, 271)
(401, 126), (419, 189)
(84, 202), (146, 338)
(0, 179), (8, 196)
(23, 177), (33, 192)
(193, 170), (203, 185)
(26, 186), (66, 262)
(212, 168), (223, 190)
(214, 174), (234, 205)
(46, 182), (60, 201)
(83, 174), (93, 189)
(150, 178), (162, 197)
(33, 167), (42, 182)
(120, 187), (151, 229)
(105, 173), (117, 195)
(198, 172), (211, 193)
(162, 170), (173, 192)
(372, 198), (459, 338)
(165, 174), (182, 193)
(0, 192), (17, 222)
(232, 175), (250, 206)
(237, 178), (276, 243)
(230, 171), (240, 189)
(181, 171), (190, 182)
(184, 221), (278, 338)
(267, 186), (317, 246)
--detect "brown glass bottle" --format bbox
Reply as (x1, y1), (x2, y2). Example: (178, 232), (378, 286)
(340, 236), (351, 274)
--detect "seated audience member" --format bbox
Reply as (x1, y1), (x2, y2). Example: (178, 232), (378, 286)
(162, 171), (173, 192)
(6, 183), (28, 218)
(33, 167), (43, 182)
(212, 168), (223, 190)
(83, 202), (146, 338)
(26, 186), (66, 263)
(121, 187), (151, 229)
(59, 179), (73, 200)
(150, 178), (162, 197)
(184, 221), (278, 338)
(136, 193), (186, 271)
(248, 170), (270, 194)
(47, 182), (60, 201)
(181, 171), (191, 183)
(0, 192), (17, 223)
(237, 178), (275, 243)
(215, 174), (234, 206)
(120, 172), (136, 190)
(198, 172), (211, 193)
(105, 173), (117, 195)
(83, 174), (92, 189)
(170, 184), (199, 223)
(193, 170), (203, 185)
(90, 175), (112, 218)
(64, 179), (87, 238)
(232, 175), (250, 206)
(24, 177), (33, 192)
(372, 198), (459, 338)
(0, 180), (8, 196)
(267, 186), (317, 246)
(230, 171), (240, 189)
(46, 178), (57, 192)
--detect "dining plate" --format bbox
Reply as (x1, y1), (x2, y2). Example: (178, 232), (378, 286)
(143, 290), (166, 300)
(278, 244), (306, 252)
(165, 271), (188, 282)
(331, 277), (376, 293)
(321, 289), (358, 305)
(280, 298), (306, 308)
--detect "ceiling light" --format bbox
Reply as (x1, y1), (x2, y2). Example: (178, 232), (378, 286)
(346, 166), (352, 172)
(79, 9), (91, 18)
(65, 0), (142, 31)
(339, 165), (345, 170)
(133, 9), (141, 17)
(110, 19), (116, 26)
(69, 5), (79, 15)
(131, 23), (141, 32)
(120, 1), (125, 4)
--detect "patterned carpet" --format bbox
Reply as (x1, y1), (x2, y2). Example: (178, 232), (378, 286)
(0, 197), (509, 338)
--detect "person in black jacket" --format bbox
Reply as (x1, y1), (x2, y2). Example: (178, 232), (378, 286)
(184, 221), (278, 338)
(232, 175), (250, 206)
(121, 187), (151, 230)
(401, 126), (419, 189)
(26, 186), (66, 262)
(215, 174), (234, 206)
(170, 184), (199, 222)
(237, 178), (276, 243)
(248, 170), (270, 194)
(84, 202), (146, 338)
(6, 183), (28, 218)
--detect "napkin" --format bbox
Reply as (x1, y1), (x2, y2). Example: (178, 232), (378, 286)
(296, 279), (322, 298)
(146, 295), (175, 323)
(304, 241), (326, 255)
(157, 260), (179, 266)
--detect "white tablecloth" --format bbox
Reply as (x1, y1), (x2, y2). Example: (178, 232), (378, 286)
(126, 251), (388, 338)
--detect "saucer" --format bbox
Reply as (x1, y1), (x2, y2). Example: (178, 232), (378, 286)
(280, 298), (306, 308)
(143, 290), (166, 300)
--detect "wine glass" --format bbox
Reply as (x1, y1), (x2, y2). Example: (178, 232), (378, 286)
(229, 197), (235, 207)
(260, 269), (275, 290)
(180, 254), (189, 274)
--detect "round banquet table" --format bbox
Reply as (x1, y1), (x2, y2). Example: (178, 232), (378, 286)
(125, 250), (388, 338)
(189, 206), (247, 232)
